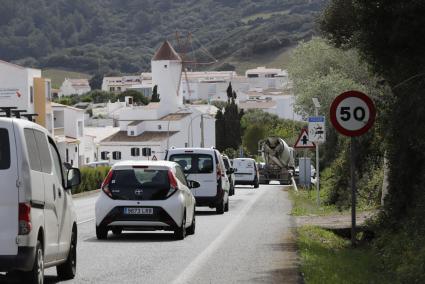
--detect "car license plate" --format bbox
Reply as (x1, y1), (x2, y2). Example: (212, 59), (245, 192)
(124, 208), (153, 215)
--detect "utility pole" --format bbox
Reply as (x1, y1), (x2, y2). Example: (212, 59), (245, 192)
(312, 98), (321, 206)
(200, 114), (205, 148)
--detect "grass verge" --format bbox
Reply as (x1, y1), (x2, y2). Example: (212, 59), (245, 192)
(297, 226), (391, 284)
(289, 189), (340, 216)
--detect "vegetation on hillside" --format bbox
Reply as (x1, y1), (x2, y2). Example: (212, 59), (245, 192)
(0, 0), (325, 75)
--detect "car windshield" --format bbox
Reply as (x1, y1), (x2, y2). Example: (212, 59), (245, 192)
(0, 129), (10, 170)
(169, 154), (214, 174)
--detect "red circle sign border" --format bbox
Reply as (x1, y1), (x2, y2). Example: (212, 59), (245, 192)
(330, 90), (376, 137)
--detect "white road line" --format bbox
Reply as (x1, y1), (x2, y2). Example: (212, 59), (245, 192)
(172, 187), (268, 284)
(77, 218), (95, 225)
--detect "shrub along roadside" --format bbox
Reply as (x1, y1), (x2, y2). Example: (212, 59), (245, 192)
(73, 166), (110, 194)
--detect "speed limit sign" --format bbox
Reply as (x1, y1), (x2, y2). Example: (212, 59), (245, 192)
(330, 91), (376, 136)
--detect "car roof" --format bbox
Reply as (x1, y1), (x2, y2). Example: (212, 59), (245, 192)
(112, 160), (177, 169)
(234, 158), (256, 161)
(168, 147), (219, 154)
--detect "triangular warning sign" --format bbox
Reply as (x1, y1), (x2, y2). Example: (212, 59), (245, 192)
(294, 129), (315, 149)
(151, 155), (157, 161)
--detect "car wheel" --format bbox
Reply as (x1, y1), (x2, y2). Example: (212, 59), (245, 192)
(23, 240), (44, 284)
(174, 212), (186, 240)
(112, 228), (122, 236)
(187, 209), (196, 235)
(216, 199), (224, 214)
(224, 198), (229, 212)
(57, 228), (77, 280)
(96, 225), (108, 240)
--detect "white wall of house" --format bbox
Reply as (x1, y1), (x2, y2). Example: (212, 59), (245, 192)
(276, 96), (304, 121)
(59, 79), (90, 97)
(0, 61), (41, 113)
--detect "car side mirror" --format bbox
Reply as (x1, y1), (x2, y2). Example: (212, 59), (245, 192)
(66, 168), (81, 189)
(187, 180), (200, 189)
(226, 168), (234, 175)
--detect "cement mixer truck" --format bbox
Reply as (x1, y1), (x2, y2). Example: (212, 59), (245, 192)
(258, 137), (295, 185)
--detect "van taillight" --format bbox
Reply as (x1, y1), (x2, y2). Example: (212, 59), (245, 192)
(19, 203), (32, 235)
(101, 170), (114, 198)
(217, 165), (224, 179)
(167, 170), (178, 197)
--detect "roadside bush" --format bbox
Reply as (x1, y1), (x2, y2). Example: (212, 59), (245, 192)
(73, 166), (110, 194)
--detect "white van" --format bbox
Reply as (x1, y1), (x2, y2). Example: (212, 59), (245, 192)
(233, 158), (260, 188)
(166, 148), (230, 214)
(0, 118), (81, 284)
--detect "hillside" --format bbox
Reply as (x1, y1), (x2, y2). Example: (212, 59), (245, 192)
(0, 0), (325, 75)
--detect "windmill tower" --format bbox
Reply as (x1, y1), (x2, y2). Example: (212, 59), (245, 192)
(151, 41), (183, 116)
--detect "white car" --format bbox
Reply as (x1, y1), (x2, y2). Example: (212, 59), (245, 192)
(233, 158), (260, 188)
(95, 161), (198, 240)
(166, 148), (230, 214)
(0, 117), (81, 284)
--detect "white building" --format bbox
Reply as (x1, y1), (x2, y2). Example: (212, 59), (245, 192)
(245, 66), (290, 90)
(98, 41), (217, 164)
(59, 78), (91, 96)
(101, 75), (152, 97)
(0, 59), (54, 133)
(52, 102), (95, 167)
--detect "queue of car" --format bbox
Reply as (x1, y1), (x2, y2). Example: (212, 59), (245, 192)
(0, 117), (262, 283)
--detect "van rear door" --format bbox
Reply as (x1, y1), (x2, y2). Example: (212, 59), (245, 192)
(169, 152), (217, 197)
(0, 123), (19, 255)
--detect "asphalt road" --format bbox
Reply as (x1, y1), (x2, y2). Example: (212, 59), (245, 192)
(4, 184), (300, 284)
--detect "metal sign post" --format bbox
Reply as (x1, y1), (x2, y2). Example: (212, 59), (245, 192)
(350, 137), (356, 246)
(330, 90), (376, 247)
(308, 115), (325, 206)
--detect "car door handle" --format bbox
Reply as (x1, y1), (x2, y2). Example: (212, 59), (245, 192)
(57, 186), (62, 198)
(53, 184), (56, 200)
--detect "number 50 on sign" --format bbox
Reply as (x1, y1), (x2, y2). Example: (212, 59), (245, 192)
(330, 91), (376, 137)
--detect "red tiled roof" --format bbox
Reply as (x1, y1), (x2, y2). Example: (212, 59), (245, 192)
(152, 41), (181, 61)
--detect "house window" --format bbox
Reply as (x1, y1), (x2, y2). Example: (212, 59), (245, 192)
(158, 125), (162, 130)
(75, 146), (78, 152)
(131, 147), (140, 157)
(110, 87), (115, 91)
(117, 87), (121, 91)
(130, 131), (135, 136)
(101, 151), (109, 160)
(112, 151), (121, 160)
(86, 158), (90, 163)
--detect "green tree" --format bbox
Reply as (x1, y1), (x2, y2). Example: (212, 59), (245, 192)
(151, 85), (160, 102)
(215, 109), (226, 151)
(89, 73), (104, 90)
(117, 90), (149, 105)
(243, 124), (266, 154)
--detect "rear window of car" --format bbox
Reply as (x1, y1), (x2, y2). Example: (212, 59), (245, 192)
(234, 159), (255, 170)
(108, 168), (171, 200)
(169, 154), (214, 174)
(110, 169), (169, 189)
(0, 128), (11, 170)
